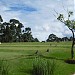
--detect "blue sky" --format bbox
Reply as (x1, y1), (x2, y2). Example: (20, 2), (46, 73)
(0, 0), (74, 41)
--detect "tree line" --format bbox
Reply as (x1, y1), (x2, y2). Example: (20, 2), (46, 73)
(0, 15), (39, 42)
(0, 15), (74, 43)
(46, 34), (73, 42)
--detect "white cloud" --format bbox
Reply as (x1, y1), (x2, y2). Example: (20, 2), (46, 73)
(43, 24), (50, 32)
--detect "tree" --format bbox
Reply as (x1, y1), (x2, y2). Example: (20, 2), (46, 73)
(2, 22), (12, 42)
(62, 37), (69, 42)
(46, 34), (58, 42)
(22, 27), (34, 42)
(0, 18), (23, 42)
(0, 15), (3, 22)
(9, 19), (23, 42)
(34, 38), (39, 42)
(57, 11), (75, 59)
(0, 15), (4, 42)
(25, 27), (31, 33)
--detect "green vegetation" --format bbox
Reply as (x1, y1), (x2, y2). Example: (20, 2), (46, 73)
(0, 42), (75, 75)
(0, 60), (9, 75)
(32, 58), (55, 75)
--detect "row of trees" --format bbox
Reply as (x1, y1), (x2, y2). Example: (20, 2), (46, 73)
(46, 34), (73, 42)
(0, 15), (39, 42)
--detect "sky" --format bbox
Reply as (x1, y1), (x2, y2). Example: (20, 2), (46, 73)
(0, 0), (74, 41)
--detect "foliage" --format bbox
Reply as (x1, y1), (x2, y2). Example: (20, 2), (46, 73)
(22, 27), (34, 42)
(46, 34), (57, 42)
(46, 34), (71, 42)
(34, 38), (39, 42)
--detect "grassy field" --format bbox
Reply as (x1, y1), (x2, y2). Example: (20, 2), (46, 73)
(0, 42), (75, 75)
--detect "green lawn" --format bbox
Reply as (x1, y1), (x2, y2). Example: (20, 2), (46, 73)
(0, 42), (75, 75)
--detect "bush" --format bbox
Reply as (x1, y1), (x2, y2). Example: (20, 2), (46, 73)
(32, 58), (55, 75)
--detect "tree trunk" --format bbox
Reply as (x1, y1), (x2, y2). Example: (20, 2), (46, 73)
(71, 30), (74, 59)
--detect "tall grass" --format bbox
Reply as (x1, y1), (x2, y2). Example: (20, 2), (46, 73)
(0, 60), (9, 75)
(32, 58), (55, 75)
